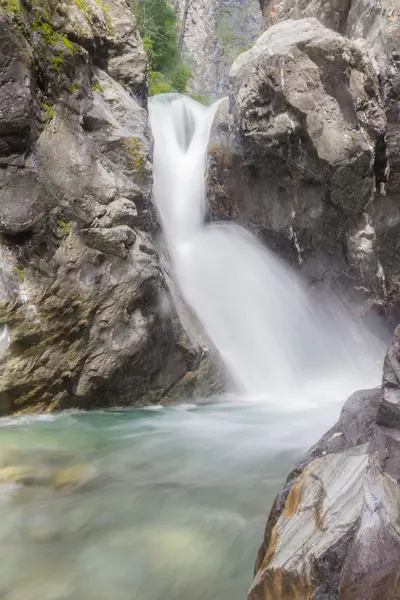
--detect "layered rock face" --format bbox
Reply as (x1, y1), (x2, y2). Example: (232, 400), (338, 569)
(208, 9), (400, 318)
(249, 329), (400, 600)
(0, 0), (220, 415)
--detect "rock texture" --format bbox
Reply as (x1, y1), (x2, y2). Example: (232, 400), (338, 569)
(173, 0), (260, 96)
(249, 329), (400, 600)
(0, 0), (221, 415)
(208, 10), (400, 319)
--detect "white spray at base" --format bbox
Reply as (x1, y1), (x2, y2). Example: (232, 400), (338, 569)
(149, 94), (386, 402)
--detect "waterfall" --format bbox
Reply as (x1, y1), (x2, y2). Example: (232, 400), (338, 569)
(149, 94), (385, 399)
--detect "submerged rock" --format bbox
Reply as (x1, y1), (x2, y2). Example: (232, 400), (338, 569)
(248, 333), (400, 600)
(52, 464), (95, 490)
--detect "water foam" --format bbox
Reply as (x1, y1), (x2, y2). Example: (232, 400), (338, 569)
(149, 94), (385, 400)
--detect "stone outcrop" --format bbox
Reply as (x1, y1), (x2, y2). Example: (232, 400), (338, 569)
(207, 10), (400, 319)
(248, 328), (400, 600)
(0, 0), (221, 415)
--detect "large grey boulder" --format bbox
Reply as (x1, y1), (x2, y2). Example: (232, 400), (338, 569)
(0, 1), (222, 415)
(248, 332), (400, 600)
(208, 18), (387, 312)
(214, 0), (400, 320)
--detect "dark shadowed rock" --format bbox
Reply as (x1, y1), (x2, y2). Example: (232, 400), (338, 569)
(378, 324), (400, 428)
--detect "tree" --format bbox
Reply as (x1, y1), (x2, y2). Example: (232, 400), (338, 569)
(133, 0), (179, 72)
(132, 0), (193, 95)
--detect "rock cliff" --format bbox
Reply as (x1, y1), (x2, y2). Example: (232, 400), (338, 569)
(248, 328), (400, 600)
(0, 0), (221, 415)
(173, 0), (261, 96)
(208, 5), (400, 320)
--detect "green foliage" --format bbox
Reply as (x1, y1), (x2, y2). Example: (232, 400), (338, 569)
(58, 217), (71, 236)
(133, 0), (178, 72)
(51, 55), (63, 69)
(13, 264), (25, 282)
(148, 71), (172, 95)
(91, 80), (107, 93)
(0, 0), (21, 14)
(41, 101), (55, 120)
(126, 138), (146, 171)
(169, 64), (191, 93)
(215, 1), (258, 77)
(31, 11), (78, 73)
(190, 92), (212, 106)
(133, 0), (192, 95)
(141, 35), (154, 57)
(68, 81), (81, 93)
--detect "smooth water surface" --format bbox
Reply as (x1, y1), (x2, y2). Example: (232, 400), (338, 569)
(0, 397), (345, 600)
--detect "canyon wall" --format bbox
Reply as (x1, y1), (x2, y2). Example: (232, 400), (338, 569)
(0, 0), (221, 415)
(173, 0), (261, 96)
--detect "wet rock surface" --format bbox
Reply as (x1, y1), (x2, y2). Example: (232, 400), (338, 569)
(248, 331), (400, 600)
(0, 0), (221, 414)
(208, 8), (400, 319)
(208, 17), (389, 314)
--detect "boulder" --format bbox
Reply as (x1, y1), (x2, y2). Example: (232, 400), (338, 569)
(258, 2), (400, 309)
(248, 333), (400, 600)
(208, 18), (386, 312)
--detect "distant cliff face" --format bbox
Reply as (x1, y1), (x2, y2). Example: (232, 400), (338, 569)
(173, 0), (261, 96)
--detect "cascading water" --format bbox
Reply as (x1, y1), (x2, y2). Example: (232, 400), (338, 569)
(150, 93), (385, 400)
(0, 96), (390, 600)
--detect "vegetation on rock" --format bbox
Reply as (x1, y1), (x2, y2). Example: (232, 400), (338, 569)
(132, 0), (192, 95)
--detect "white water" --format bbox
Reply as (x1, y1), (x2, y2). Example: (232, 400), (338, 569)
(149, 94), (386, 401)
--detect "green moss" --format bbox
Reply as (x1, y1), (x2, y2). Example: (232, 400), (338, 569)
(74, 0), (111, 32)
(32, 19), (60, 44)
(126, 138), (145, 171)
(95, 0), (112, 32)
(58, 217), (71, 236)
(31, 12), (77, 75)
(190, 92), (212, 106)
(0, 0), (21, 14)
(61, 35), (76, 53)
(13, 264), (25, 282)
(68, 81), (81, 93)
(91, 80), (107, 93)
(51, 55), (63, 69)
(40, 101), (55, 121)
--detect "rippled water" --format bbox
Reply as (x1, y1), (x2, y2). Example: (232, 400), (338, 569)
(0, 395), (348, 600)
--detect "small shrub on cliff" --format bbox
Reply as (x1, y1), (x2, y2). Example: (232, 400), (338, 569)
(148, 71), (172, 95)
(169, 64), (191, 93)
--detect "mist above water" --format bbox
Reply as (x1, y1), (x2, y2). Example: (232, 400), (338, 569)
(149, 94), (386, 400)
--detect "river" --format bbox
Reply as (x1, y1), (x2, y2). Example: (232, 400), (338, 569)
(0, 395), (349, 600)
(0, 94), (386, 600)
